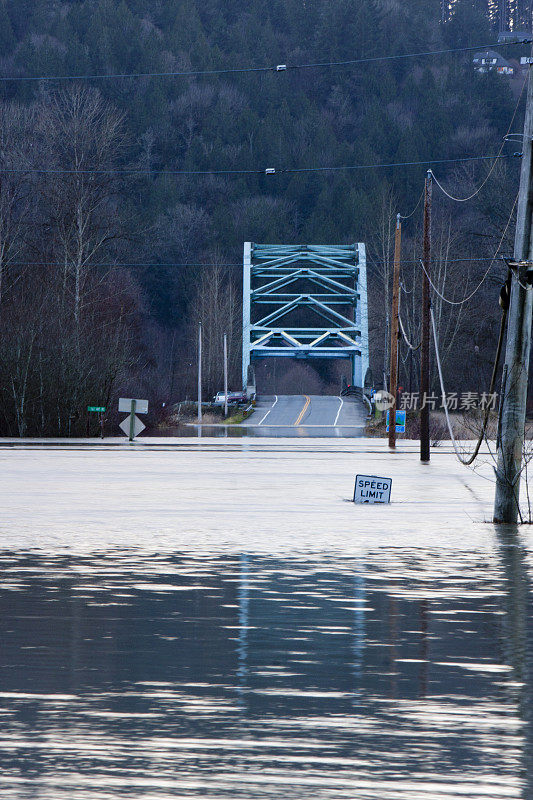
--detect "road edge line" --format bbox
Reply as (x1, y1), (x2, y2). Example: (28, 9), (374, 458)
(258, 395), (278, 425)
(334, 396), (344, 426)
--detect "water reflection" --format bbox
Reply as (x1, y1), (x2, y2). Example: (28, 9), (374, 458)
(148, 424), (366, 438)
(0, 548), (530, 798)
(496, 526), (533, 799)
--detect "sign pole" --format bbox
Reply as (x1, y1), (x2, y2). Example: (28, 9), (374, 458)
(129, 399), (136, 442)
(118, 398), (148, 439)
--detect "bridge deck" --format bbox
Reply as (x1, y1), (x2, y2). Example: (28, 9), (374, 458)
(243, 394), (367, 430)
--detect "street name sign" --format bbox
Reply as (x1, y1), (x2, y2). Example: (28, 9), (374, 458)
(88, 406), (106, 413)
(353, 474), (392, 504)
(119, 398), (148, 414)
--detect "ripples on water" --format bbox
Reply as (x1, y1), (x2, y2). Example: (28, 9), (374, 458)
(0, 543), (531, 799)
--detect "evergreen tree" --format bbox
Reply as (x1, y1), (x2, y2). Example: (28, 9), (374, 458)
(0, 1), (15, 53)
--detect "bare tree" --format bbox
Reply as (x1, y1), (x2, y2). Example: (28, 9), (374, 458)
(187, 260), (241, 397)
(0, 102), (34, 305)
(36, 85), (126, 326)
(0, 89), (142, 437)
(368, 186), (397, 389)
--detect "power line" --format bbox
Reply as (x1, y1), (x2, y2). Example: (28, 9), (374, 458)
(0, 152), (518, 176)
(391, 256), (509, 264)
(0, 40), (529, 84)
(431, 304), (507, 466)
(399, 188), (425, 220)
(7, 261), (244, 268)
(3, 255), (513, 268)
(430, 74), (528, 203)
(398, 314), (420, 350)
(419, 191), (519, 305)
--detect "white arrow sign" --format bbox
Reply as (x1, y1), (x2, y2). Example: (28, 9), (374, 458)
(119, 415), (145, 439)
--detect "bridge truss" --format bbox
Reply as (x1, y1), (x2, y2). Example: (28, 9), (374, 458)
(242, 243), (369, 389)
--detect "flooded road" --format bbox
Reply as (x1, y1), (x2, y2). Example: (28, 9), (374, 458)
(1, 542), (533, 799)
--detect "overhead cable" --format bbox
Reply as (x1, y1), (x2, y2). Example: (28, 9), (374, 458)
(0, 152), (518, 177)
(431, 304), (507, 466)
(7, 261), (243, 268)
(0, 40), (529, 84)
(398, 314), (420, 350)
(4, 256), (509, 268)
(431, 74), (528, 203)
(399, 188), (425, 220)
(0, 256), (516, 268)
(419, 191), (519, 305)
(400, 279), (414, 294)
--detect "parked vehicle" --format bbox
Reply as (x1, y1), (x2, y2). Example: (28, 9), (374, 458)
(230, 391), (248, 404)
(213, 391), (247, 406)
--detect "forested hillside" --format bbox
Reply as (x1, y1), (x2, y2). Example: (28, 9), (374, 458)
(0, 0), (528, 434)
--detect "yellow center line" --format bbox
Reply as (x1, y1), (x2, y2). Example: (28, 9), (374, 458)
(294, 395), (310, 426)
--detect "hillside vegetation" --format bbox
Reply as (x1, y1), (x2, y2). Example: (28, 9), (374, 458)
(0, 0), (527, 433)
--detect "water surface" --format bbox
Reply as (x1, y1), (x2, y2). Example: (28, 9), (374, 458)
(1, 541), (531, 798)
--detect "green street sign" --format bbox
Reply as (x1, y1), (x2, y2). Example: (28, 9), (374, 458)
(88, 406), (106, 413)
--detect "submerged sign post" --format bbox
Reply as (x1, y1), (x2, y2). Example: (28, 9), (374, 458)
(118, 398), (148, 441)
(353, 474), (392, 504)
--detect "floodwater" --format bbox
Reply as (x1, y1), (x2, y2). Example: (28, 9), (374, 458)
(149, 424), (366, 438)
(1, 540), (533, 799)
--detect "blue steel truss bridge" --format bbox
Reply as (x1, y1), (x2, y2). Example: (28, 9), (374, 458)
(242, 243), (369, 389)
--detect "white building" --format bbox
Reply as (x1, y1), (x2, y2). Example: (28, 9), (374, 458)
(472, 50), (515, 76)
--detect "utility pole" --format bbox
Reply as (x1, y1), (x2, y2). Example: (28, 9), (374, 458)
(389, 213), (402, 449)
(494, 48), (533, 523)
(223, 332), (228, 419)
(420, 171), (432, 463)
(197, 322), (202, 425)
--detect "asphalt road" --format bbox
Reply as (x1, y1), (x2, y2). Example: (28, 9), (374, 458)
(245, 394), (367, 430)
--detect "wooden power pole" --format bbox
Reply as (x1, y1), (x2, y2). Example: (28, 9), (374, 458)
(494, 50), (533, 523)
(389, 214), (402, 449)
(420, 171), (432, 463)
